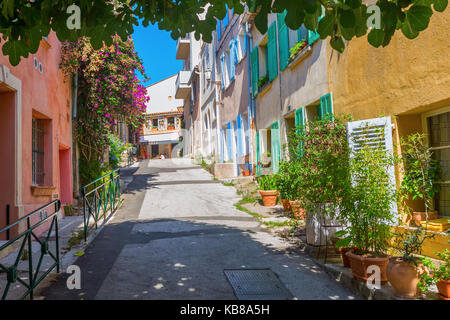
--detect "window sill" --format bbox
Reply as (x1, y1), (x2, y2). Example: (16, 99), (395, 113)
(256, 82), (272, 98)
(288, 45), (312, 70)
(31, 185), (56, 196)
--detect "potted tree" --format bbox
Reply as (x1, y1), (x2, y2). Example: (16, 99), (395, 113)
(400, 133), (440, 227)
(277, 160), (306, 218)
(420, 249), (450, 300)
(257, 175), (279, 207)
(288, 115), (351, 247)
(386, 227), (434, 298)
(338, 142), (399, 283)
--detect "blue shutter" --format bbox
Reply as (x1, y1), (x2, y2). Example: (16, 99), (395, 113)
(271, 121), (281, 174)
(217, 20), (222, 40)
(229, 41), (236, 81)
(227, 122), (233, 160)
(220, 53), (225, 90)
(223, 5), (229, 30)
(250, 47), (259, 97)
(220, 129), (224, 163)
(237, 115), (243, 157)
(277, 11), (290, 71)
(267, 22), (278, 82)
(232, 38), (240, 65)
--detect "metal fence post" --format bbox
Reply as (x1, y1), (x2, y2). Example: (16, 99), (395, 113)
(82, 187), (87, 242)
(6, 205), (10, 240)
(26, 217), (33, 300)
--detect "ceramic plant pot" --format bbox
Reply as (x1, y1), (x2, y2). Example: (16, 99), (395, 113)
(346, 250), (389, 283)
(242, 170), (250, 176)
(281, 199), (291, 212)
(289, 201), (306, 219)
(386, 258), (421, 298)
(436, 279), (450, 300)
(410, 211), (438, 226)
(259, 190), (279, 207)
(340, 248), (352, 268)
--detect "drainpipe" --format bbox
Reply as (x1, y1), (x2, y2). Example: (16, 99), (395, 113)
(245, 22), (256, 174)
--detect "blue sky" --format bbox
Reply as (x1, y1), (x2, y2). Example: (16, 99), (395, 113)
(132, 22), (182, 87)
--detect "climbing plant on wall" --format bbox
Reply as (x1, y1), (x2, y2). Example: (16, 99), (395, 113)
(60, 35), (148, 182)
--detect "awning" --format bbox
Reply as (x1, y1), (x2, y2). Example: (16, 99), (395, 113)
(140, 132), (180, 145)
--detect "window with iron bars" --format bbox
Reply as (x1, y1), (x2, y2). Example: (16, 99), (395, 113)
(32, 118), (45, 186)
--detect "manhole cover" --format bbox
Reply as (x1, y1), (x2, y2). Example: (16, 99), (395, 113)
(224, 269), (294, 300)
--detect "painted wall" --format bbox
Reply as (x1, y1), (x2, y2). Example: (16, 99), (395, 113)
(328, 9), (450, 120)
(0, 32), (73, 233)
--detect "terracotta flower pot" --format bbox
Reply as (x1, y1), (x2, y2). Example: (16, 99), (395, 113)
(281, 199), (291, 212)
(436, 279), (450, 300)
(259, 190), (278, 207)
(386, 258), (421, 298)
(340, 248), (351, 268)
(346, 250), (389, 283)
(410, 211), (438, 226)
(289, 201), (305, 219)
(242, 170), (250, 176)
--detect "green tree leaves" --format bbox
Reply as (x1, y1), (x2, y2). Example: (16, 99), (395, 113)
(0, 0), (447, 65)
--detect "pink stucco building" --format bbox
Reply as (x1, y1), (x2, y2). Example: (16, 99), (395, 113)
(0, 33), (73, 238)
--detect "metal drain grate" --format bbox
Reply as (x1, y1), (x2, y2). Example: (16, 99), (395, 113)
(224, 269), (294, 300)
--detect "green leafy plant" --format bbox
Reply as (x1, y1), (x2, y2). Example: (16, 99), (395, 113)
(400, 133), (441, 224)
(258, 75), (269, 89)
(108, 134), (130, 169)
(419, 249), (450, 291)
(1, 1), (447, 65)
(277, 160), (304, 201)
(258, 175), (278, 191)
(289, 39), (307, 61)
(393, 226), (435, 265)
(287, 114), (353, 221)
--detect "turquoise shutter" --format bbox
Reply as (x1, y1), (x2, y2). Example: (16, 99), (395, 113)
(295, 108), (305, 157)
(271, 121), (281, 174)
(250, 47), (259, 97)
(233, 38), (240, 65)
(267, 21), (278, 82)
(308, 8), (324, 45)
(223, 4), (229, 30)
(277, 11), (289, 71)
(220, 53), (225, 90)
(229, 41), (236, 81)
(318, 93), (333, 120)
(256, 131), (262, 176)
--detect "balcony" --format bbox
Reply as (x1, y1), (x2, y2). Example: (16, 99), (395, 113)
(175, 70), (192, 99)
(176, 37), (190, 60)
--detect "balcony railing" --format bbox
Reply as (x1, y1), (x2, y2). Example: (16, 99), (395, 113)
(175, 70), (192, 100)
(176, 37), (190, 60)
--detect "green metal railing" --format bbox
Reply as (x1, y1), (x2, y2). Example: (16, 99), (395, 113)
(0, 200), (61, 300)
(81, 169), (121, 241)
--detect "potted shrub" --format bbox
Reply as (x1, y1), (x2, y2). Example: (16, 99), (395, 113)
(400, 133), (441, 227)
(420, 249), (450, 300)
(338, 141), (399, 283)
(386, 227), (434, 298)
(278, 160), (305, 218)
(257, 175), (279, 207)
(277, 162), (291, 212)
(287, 114), (352, 246)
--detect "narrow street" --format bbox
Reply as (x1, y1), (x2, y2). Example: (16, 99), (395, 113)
(38, 159), (357, 300)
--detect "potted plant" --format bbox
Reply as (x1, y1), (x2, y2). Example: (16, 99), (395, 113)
(289, 38), (307, 62)
(332, 230), (352, 268)
(338, 141), (399, 283)
(420, 249), (450, 300)
(400, 133), (441, 227)
(386, 227), (435, 298)
(287, 114), (352, 246)
(257, 175), (279, 207)
(277, 162), (291, 212)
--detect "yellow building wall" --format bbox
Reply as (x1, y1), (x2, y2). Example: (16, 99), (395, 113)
(328, 9), (450, 120)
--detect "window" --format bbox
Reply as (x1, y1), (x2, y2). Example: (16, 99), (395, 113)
(168, 117), (175, 130)
(152, 119), (158, 129)
(158, 118), (166, 131)
(32, 118), (45, 186)
(257, 39), (269, 88)
(175, 117), (180, 129)
(427, 110), (450, 216)
(237, 31), (246, 62)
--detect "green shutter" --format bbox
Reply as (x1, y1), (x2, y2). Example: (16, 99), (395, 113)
(294, 108), (305, 157)
(256, 131), (262, 176)
(318, 93), (333, 120)
(271, 121), (281, 174)
(308, 8), (324, 45)
(251, 47), (259, 97)
(267, 21), (278, 82)
(277, 11), (289, 71)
